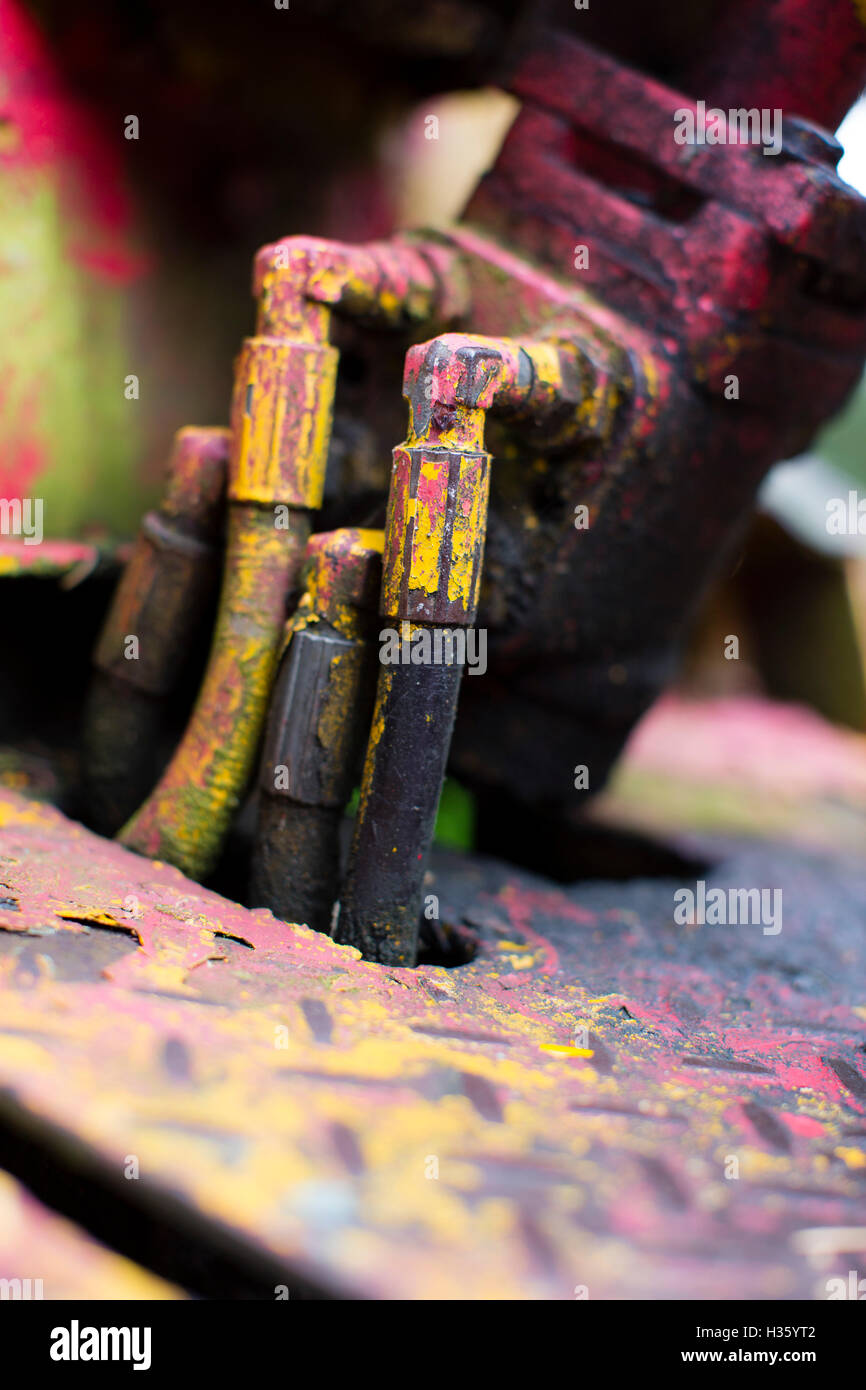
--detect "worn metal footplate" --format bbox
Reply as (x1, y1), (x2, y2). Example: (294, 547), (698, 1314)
(1, 697), (865, 1299)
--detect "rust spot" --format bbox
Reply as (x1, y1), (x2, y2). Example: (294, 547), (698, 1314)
(638, 1155), (688, 1209)
(213, 930), (254, 950)
(162, 1036), (193, 1082)
(300, 997), (333, 1045)
(56, 912), (141, 944)
(461, 1071), (503, 1123)
(826, 1057), (866, 1104)
(409, 1023), (512, 1046)
(682, 1055), (771, 1075)
(741, 1101), (792, 1154)
(330, 1122), (365, 1175)
(588, 1032), (614, 1074)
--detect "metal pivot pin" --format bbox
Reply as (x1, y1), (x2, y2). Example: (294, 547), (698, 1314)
(250, 528), (383, 933)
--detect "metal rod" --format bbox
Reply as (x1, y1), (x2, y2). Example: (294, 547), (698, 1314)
(82, 427), (229, 835)
(249, 528), (382, 932)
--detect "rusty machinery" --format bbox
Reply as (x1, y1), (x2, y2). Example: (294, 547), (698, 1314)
(80, 3), (866, 966)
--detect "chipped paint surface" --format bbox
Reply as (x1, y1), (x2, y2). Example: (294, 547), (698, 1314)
(382, 445), (490, 626)
(301, 527), (383, 641)
(0, 1169), (184, 1300)
(2, 696), (866, 1297)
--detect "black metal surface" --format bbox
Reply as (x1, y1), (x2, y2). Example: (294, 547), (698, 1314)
(336, 651), (464, 965)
